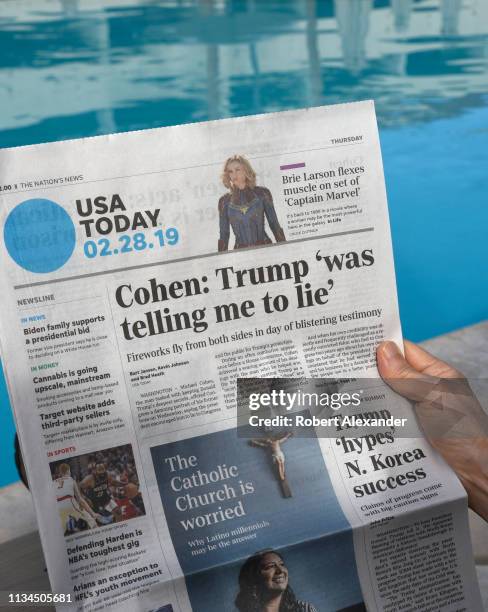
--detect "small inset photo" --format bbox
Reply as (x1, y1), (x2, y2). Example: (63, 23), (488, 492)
(50, 443), (146, 536)
(218, 155), (286, 251)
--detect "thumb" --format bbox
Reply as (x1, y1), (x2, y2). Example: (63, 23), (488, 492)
(377, 341), (436, 402)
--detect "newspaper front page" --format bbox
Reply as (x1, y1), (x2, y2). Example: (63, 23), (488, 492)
(0, 101), (482, 611)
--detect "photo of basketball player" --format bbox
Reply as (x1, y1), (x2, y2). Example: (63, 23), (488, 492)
(80, 460), (123, 522)
(53, 462), (102, 536)
(49, 444), (145, 536)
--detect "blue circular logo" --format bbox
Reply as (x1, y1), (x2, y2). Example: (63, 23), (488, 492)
(4, 199), (76, 273)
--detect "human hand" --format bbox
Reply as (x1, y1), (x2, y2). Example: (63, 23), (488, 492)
(377, 340), (488, 522)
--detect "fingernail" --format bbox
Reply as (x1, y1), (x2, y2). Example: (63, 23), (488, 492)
(381, 341), (401, 363)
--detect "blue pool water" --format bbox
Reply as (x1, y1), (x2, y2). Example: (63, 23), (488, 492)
(1, 0), (487, 486)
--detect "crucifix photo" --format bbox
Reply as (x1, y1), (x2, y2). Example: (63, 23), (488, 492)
(249, 432), (294, 498)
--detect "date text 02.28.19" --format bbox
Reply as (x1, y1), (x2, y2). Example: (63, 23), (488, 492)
(83, 228), (179, 258)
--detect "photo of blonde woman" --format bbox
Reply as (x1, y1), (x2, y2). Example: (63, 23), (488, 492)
(218, 155), (286, 251)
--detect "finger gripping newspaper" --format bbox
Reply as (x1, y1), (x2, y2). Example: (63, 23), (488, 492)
(0, 102), (482, 611)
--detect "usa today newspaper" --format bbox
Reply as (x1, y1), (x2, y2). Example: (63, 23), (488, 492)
(0, 102), (482, 611)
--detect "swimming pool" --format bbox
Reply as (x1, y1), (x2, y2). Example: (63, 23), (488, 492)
(1, 0), (487, 486)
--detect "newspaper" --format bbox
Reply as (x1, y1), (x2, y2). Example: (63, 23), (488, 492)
(0, 101), (482, 611)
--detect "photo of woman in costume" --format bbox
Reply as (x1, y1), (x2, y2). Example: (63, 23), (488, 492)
(235, 550), (318, 612)
(218, 155), (286, 251)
